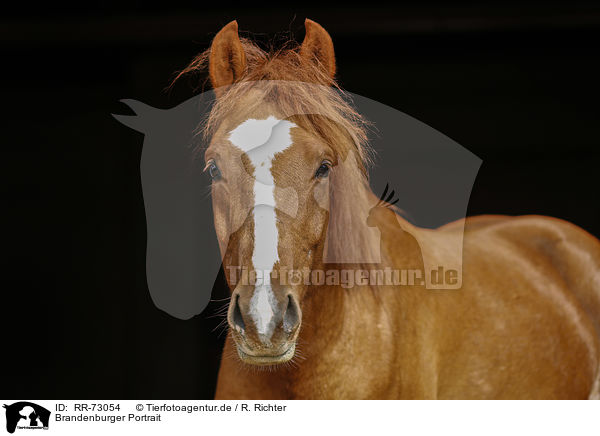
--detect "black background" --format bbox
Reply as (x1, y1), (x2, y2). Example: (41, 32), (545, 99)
(3, 1), (599, 398)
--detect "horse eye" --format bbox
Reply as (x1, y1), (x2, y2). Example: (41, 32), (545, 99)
(315, 162), (331, 179)
(207, 161), (222, 181)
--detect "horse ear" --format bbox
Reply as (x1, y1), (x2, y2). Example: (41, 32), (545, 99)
(300, 19), (336, 79)
(209, 20), (247, 93)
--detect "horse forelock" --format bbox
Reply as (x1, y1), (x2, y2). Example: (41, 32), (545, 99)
(175, 37), (373, 170)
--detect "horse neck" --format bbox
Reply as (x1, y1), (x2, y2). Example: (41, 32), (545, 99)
(298, 188), (425, 353)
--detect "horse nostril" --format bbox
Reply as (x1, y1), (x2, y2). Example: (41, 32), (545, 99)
(230, 294), (245, 332)
(283, 294), (301, 333)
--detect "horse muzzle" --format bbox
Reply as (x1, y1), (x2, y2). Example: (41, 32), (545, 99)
(227, 287), (301, 365)
(235, 342), (297, 365)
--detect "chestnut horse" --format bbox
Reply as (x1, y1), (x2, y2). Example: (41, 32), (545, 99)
(183, 19), (600, 398)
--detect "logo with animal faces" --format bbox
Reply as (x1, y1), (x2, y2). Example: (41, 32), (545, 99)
(3, 402), (50, 433)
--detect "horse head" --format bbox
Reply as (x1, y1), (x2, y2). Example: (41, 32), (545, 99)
(201, 19), (375, 365)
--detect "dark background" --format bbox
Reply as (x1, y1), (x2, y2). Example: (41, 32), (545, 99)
(3, 1), (599, 398)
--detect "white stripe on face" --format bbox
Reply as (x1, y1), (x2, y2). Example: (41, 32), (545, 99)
(228, 116), (296, 340)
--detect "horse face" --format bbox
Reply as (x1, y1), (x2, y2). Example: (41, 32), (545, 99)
(202, 18), (338, 365)
(206, 113), (334, 365)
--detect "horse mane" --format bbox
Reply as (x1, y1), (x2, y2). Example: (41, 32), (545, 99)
(174, 37), (381, 268)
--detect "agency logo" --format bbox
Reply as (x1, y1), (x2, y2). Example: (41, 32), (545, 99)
(3, 402), (50, 434)
(113, 82), (481, 320)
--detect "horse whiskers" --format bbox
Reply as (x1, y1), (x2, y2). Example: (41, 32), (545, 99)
(210, 296), (232, 302)
(206, 312), (227, 320)
(213, 319), (231, 339)
(291, 340), (308, 362)
(215, 329), (229, 340)
(233, 342), (309, 374)
(289, 349), (306, 365)
(208, 308), (229, 319)
(199, 184), (212, 201)
(206, 302), (231, 320)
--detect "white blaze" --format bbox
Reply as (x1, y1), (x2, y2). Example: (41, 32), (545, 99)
(228, 116), (296, 339)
